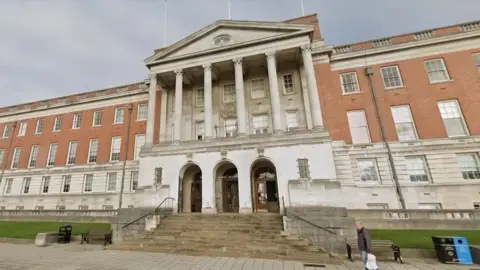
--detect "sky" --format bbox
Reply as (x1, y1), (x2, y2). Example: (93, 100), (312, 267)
(0, 0), (479, 107)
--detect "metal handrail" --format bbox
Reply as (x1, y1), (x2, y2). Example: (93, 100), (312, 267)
(122, 197), (175, 229)
(281, 196), (337, 236)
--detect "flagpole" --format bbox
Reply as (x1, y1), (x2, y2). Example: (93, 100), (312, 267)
(227, 0), (231, 20)
(300, 0), (305, 16)
(163, 0), (168, 47)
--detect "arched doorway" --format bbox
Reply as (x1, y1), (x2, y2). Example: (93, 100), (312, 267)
(178, 164), (202, 213)
(251, 159), (279, 213)
(214, 162), (239, 213)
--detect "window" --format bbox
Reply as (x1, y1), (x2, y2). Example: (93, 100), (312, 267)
(406, 156), (430, 182)
(474, 203), (480, 210)
(367, 203), (389, 209)
(418, 203), (442, 210)
(340, 72), (360, 94)
(2, 125), (11, 138)
(474, 53), (480, 74)
(137, 104), (148, 121)
(53, 117), (62, 132)
(424, 58), (450, 83)
(107, 172), (117, 192)
(252, 114), (269, 134)
(114, 107), (124, 124)
(11, 147), (21, 169)
(35, 206), (44, 211)
(66, 141), (77, 165)
(437, 100), (468, 137)
(35, 119), (44, 134)
(195, 88), (204, 107)
(223, 83), (236, 103)
(110, 137), (121, 162)
(72, 114), (82, 129)
(131, 171), (138, 191)
(102, 205), (114, 210)
(380, 66), (403, 89)
(47, 143), (58, 167)
(224, 118), (237, 137)
(0, 149), (4, 167)
(134, 134), (146, 160)
(195, 122), (204, 140)
(78, 205), (89, 211)
(92, 111), (102, 126)
(282, 74), (294, 94)
(297, 158), (310, 179)
(16, 206), (24, 211)
(18, 122), (27, 136)
(56, 205), (66, 211)
(285, 110), (299, 130)
(391, 105), (417, 141)
(347, 110), (371, 144)
(154, 167), (163, 185)
(84, 174), (93, 192)
(4, 178), (12, 194)
(88, 139), (99, 163)
(62, 175), (71, 193)
(457, 153), (480, 180)
(28, 145), (39, 168)
(41, 176), (50, 194)
(22, 177), (31, 194)
(251, 78), (265, 99)
(357, 159), (380, 182)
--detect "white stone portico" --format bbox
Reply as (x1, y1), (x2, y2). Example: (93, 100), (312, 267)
(137, 19), (335, 214)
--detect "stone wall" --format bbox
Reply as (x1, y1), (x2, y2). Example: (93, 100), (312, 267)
(0, 209), (116, 223)
(348, 209), (480, 230)
(283, 206), (356, 254)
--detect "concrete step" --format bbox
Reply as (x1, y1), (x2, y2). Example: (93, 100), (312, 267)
(147, 233), (296, 241)
(135, 238), (314, 248)
(111, 244), (338, 265)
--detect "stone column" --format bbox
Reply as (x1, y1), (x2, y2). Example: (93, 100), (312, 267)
(301, 44), (324, 129)
(145, 74), (157, 145)
(203, 63), (213, 139)
(233, 58), (247, 136)
(159, 89), (168, 142)
(265, 51), (283, 133)
(237, 164), (253, 214)
(173, 69), (183, 142)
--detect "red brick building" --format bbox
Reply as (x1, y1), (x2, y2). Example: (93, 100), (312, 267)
(0, 15), (479, 211)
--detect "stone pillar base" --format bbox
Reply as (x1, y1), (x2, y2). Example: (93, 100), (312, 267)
(239, 207), (253, 214)
(201, 208), (217, 214)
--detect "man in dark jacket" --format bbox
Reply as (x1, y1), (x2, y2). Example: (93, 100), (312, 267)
(356, 222), (373, 269)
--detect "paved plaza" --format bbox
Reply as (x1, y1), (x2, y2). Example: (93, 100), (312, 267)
(0, 243), (476, 270)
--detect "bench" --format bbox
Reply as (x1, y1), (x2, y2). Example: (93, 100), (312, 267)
(345, 238), (403, 263)
(80, 230), (113, 246)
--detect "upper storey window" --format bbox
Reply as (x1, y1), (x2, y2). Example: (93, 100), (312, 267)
(340, 72), (360, 94)
(424, 58), (450, 83)
(473, 53), (480, 74)
(380, 66), (404, 89)
(223, 83), (236, 103)
(213, 34), (232, 46)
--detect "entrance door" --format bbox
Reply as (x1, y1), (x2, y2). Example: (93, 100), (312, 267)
(223, 181), (239, 213)
(191, 180), (202, 212)
(255, 181), (269, 212)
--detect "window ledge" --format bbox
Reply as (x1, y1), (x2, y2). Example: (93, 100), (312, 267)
(135, 119), (147, 122)
(342, 92), (363, 96)
(385, 86), (406, 90)
(429, 79), (454, 85)
(112, 122), (124, 125)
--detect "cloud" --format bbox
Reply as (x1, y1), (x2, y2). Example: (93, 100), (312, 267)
(0, 0), (479, 107)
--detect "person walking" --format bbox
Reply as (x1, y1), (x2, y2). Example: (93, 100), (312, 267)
(356, 222), (373, 269)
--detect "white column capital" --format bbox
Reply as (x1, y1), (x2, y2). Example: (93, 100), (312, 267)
(202, 63), (212, 71)
(174, 69), (183, 76)
(232, 58), (242, 65)
(148, 73), (157, 80)
(265, 51), (276, 59)
(301, 44), (313, 54)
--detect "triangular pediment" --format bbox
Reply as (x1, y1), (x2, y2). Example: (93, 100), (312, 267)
(145, 20), (314, 65)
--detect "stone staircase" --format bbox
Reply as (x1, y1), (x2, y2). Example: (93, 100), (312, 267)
(113, 213), (338, 265)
